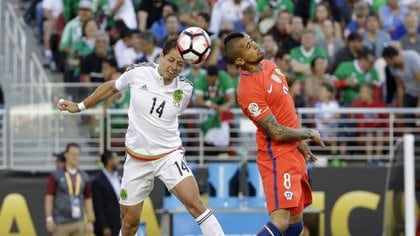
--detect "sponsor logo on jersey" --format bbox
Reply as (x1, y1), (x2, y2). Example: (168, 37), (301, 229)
(140, 84), (148, 90)
(248, 103), (262, 117)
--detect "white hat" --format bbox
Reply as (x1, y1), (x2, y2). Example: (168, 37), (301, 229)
(78, 0), (93, 11)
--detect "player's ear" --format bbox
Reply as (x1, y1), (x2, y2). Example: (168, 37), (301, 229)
(235, 58), (245, 66)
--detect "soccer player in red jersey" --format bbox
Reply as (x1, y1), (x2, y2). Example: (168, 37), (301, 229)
(224, 33), (325, 236)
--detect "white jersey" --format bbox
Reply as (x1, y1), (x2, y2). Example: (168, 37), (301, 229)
(115, 63), (193, 159)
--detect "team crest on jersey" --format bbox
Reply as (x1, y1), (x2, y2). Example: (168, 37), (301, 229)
(284, 191), (293, 200)
(248, 103), (262, 117)
(172, 89), (183, 106)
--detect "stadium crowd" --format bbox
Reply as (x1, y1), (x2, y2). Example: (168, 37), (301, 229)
(17, 0), (420, 158)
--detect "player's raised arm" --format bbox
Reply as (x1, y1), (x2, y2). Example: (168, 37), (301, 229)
(257, 113), (325, 147)
(57, 80), (119, 113)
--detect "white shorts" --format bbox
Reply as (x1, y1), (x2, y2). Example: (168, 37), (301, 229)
(119, 149), (194, 206)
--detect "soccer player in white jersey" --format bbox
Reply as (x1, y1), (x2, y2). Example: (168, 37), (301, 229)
(57, 37), (225, 236)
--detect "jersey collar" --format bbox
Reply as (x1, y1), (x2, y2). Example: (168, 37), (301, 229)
(154, 66), (179, 92)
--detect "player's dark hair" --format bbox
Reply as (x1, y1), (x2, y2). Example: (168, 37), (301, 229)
(162, 37), (178, 55)
(101, 150), (115, 166)
(223, 33), (245, 63)
(382, 46), (399, 59)
(65, 142), (80, 152)
(223, 33), (244, 47)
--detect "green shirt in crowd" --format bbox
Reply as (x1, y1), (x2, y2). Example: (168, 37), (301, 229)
(290, 46), (328, 80)
(333, 60), (380, 106)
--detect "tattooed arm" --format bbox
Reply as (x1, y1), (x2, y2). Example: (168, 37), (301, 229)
(256, 113), (324, 147)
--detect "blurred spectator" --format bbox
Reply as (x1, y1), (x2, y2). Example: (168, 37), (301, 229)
(382, 46), (420, 126)
(67, 18), (99, 82)
(256, 0), (294, 26)
(172, 0), (210, 26)
(274, 48), (293, 77)
(0, 83), (4, 129)
(267, 10), (291, 49)
(314, 82), (343, 157)
(304, 57), (335, 106)
(307, 2), (342, 43)
(59, 0), (94, 54)
(378, 0), (409, 36)
(91, 151), (121, 236)
(209, 0), (256, 35)
(53, 152), (66, 169)
(224, 60), (241, 93)
(233, 5), (257, 33)
(286, 74), (306, 109)
(344, 1), (370, 37)
(206, 29), (232, 68)
(290, 28), (328, 80)
(245, 22), (262, 44)
(22, 0), (42, 27)
(194, 12), (213, 36)
(316, 19), (345, 62)
(150, 2), (178, 42)
(41, 0), (63, 69)
(113, 22), (137, 69)
(400, 11), (420, 52)
(181, 63), (206, 85)
(80, 32), (111, 84)
(62, 0), (80, 23)
(134, 31), (162, 64)
(333, 47), (380, 106)
(137, 0), (167, 32)
(194, 65), (236, 111)
(363, 13), (391, 58)
(195, 66), (235, 152)
(158, 13), (182, 47)
(44, 143), (94, 236)
(261, 34), (278, 61)
(281, 15), (304, 51)
(351, 83), (387, 162)
(104, 0), (138, 30)
(329, 32), (364, 73)
(338, 0), (357, 26)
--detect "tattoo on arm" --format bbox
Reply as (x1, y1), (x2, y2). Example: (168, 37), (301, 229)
(257, 113), (310, 141)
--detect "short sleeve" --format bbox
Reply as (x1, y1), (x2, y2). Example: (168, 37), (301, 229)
(238, 81), (271, 123)
(115, 68), (138, 91)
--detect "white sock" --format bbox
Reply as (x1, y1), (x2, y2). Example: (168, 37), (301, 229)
(195, 209), (225, 236)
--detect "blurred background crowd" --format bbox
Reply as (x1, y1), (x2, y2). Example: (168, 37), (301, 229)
(12, 0), (420, 162)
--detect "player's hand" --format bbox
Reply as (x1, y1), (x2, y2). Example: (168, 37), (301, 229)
(309, 129), (325, 148)
(46, 220), (55, 233)
(57, 99), (81, 113)
(298, 141), (317, 162)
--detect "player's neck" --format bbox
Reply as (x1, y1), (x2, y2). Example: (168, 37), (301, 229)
(243, 63), (262, 73)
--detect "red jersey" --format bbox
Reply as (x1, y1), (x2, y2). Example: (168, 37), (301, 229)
(237, 60), (299, 154)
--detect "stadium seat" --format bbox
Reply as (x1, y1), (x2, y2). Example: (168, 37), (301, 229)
(207, 162), (240, 208)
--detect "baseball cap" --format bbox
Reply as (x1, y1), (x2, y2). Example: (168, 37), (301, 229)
(78, 0), (93, 11)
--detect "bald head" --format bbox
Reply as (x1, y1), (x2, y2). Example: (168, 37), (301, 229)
(223, 33), (245, 63)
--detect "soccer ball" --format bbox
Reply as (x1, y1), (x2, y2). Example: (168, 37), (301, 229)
(177, 27), (211, 64)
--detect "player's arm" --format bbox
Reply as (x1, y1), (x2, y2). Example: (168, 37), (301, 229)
(256, 113), (324, 146)
(58, 80), (119, 113)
